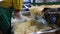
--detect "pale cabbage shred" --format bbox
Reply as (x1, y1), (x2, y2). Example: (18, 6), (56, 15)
(13, 18), (51, 34)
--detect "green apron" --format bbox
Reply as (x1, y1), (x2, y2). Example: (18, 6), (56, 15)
(0, 6), (13, 34)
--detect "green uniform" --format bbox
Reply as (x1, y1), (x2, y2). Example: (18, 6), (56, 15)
(0, 7), (13, 34)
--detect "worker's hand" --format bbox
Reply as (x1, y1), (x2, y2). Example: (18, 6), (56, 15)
(14, 9), (21, 19)
(0, 30), (2, 34)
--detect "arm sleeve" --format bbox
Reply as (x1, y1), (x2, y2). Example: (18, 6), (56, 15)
(13, 0), (23, 10)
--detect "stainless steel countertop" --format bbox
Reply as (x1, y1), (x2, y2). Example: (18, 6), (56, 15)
(31, 28), (60, 34)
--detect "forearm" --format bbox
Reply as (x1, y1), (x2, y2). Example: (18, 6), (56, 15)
(13, 0), (23, 11)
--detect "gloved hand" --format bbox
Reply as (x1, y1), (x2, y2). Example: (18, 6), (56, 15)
(14, 10), (21, 19)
